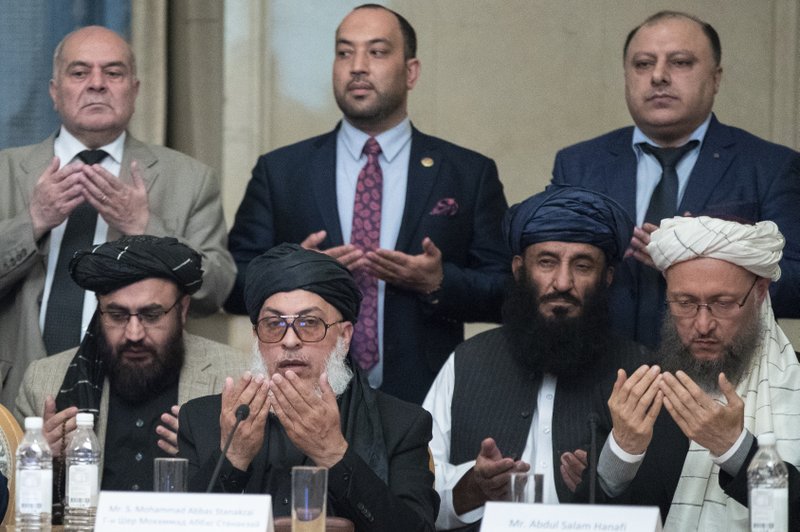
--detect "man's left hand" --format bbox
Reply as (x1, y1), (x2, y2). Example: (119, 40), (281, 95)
(624, 223), (658, 269)
(81, 160), (149, 235)
(659, 371), (744, 456)
(156, 405), (180, 455)
(269, 371), (348, 468)
(560, 449), (587, 492)
(365, 237), (444, 294)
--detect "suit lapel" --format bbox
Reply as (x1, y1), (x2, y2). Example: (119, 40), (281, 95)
(19, 135), (58, 203)
(177, 334), (214, 405)
(121, 134), (158, 190)
(311, 129), (344, 246)
(679, 115), (735, 215)
(602, 129), (638, 218)
(395, 128), (440, 252)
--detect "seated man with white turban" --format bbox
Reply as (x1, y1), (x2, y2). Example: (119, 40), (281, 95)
(178, 243), (438, 531)
(423, 185), (649, 530)
(597, 216), (800, 530)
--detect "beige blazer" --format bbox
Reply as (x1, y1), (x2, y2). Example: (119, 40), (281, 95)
(13, 331), (250, 473)
(0, 133), (236, 406)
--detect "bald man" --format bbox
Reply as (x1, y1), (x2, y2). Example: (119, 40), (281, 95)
(0, 26), (234, 406)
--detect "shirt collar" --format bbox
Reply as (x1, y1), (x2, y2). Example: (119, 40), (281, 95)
(631, 113), (712, 151)
(339, 117), (412, 163)
(56, 126), (126, 165)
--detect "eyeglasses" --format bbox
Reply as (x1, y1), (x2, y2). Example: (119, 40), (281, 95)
(666, 277), (758, 319)
(254, 315), (344, 343)
(98, 298), (182, 328)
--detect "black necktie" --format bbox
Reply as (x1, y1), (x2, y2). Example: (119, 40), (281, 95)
(640, 140), (699, 224)
(42, 149), (108, 355)
(634, 141), (698, 347)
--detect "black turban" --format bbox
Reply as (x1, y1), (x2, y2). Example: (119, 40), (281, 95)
(69, 235), (204, 295)
(245, 243), (362, 324)
(504, 184), (634, 263)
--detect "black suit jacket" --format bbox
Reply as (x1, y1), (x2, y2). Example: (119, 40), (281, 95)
(552, 115), (800, 347)
(178, 390), (438, 532)
(225, 125), (510, 403)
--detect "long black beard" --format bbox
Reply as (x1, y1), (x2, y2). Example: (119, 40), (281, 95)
(502, 271), (611, 377)
(99, 327), (185, 404)
(657, 308), (762, 393)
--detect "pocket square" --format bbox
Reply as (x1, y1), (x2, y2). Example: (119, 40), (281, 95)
(430, 198), (459, 216)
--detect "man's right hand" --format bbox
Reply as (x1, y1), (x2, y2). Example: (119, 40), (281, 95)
(42, 395), (78, 458)
(300, 230), (366, 270)
(453, 438), (529, 514)
(220, 372), (270, 471)
(29, 157), (87, 240)
(607, 365), (663, 455)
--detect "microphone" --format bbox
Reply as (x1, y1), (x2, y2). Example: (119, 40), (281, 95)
(206, 404), (250, 493)
(587, 412), (601, 504)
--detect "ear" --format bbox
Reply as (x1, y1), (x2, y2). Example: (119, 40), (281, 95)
(49, 79), (58, 111)
(754, 277), (770, 305)
(712, 66), (722, 94)
(340, 321), (354, 351)
(605, 265), (615, 287)
(405, 58), (420, 90)
(178, 294), (191, 325)
(511, 255), (524, 281)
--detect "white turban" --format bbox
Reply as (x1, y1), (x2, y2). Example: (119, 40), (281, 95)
(647, 216), (784, 281)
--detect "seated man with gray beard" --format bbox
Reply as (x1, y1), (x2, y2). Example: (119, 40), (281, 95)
(178, 243), (438, 531)
(598, 216), (800, 530)
(423, 185), (649, 531)
(15, 236), (248, 517)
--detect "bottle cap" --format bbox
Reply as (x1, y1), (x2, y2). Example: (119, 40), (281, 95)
(76, 412), (94, 427)
(24, 417), (43, 430)
(757, 432), (777, 446)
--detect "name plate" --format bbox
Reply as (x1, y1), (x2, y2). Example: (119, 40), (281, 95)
(95, 491), (274, 532)
(481, 502), (662, 532)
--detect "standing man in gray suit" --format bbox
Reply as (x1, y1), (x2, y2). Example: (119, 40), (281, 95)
(0, 26), (235, 406)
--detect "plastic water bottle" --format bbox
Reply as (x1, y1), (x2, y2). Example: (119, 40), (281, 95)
(15, 416), (53, 530)
(747, 432), (788, 532)
(64, 413), (101, 531)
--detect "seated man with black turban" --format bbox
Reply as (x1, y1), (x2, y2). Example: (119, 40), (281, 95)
(15, 235), (249, 502)
(178, 243), (438, 531)
(423, 185), (649, 530)
(597, 216), (800, 530)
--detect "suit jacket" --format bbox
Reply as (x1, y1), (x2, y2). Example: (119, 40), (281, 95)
(0, 133), (236, 406)
(225, 125), (510, 403)
(13, 331), (249, 476)
(552, 115), (800, 347)
(178, 386), (439, 532)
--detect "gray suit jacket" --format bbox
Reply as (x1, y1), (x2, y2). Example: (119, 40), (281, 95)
(0, 133), (236, 406)
(13, 331), (249, 474)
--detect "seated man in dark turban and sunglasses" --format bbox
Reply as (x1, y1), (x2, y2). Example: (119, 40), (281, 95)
(14, 235), (249, 515)
(178, 243), (439, 532)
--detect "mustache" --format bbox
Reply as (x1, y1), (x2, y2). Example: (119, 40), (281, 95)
(539, 291), (582, 306)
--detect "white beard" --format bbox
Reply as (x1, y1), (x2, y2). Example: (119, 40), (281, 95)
(250, 336), (353, 397)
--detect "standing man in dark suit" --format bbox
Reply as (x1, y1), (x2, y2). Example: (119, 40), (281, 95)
(225, 4), (510, 404)
(0, 26), (235, 407)
(552, 11), (800, 348)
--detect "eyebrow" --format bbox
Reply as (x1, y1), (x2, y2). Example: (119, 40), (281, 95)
(262, 306), (324, 316)
(336, 37), (392, 47)
(65, 60), (129, 71)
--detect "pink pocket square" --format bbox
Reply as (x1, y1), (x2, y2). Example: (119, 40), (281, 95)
(430, 198), (459, 216)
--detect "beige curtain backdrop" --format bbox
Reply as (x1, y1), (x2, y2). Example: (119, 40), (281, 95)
(130, 0), (800, 352)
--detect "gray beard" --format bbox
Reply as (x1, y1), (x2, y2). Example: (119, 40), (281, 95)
(657, 308), (762, 393)
(250, 336), (354, 397)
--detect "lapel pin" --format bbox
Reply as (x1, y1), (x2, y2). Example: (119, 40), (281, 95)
(713, 152), (720, 158)
(421, 157), (434, 168)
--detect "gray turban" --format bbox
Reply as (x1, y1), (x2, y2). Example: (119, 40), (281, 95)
(647, 216), (784, 280)
(244, 243), (362, 324)
(504, 184), (634, 263)
(69, 235), (203, 295)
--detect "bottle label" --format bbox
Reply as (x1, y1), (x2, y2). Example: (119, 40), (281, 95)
(15, 469), (53, 515)
(67, 463), (99, 508)
(750, 487), (789, 532)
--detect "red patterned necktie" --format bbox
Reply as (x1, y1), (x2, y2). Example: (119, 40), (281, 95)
(350, 137), (382, 370)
